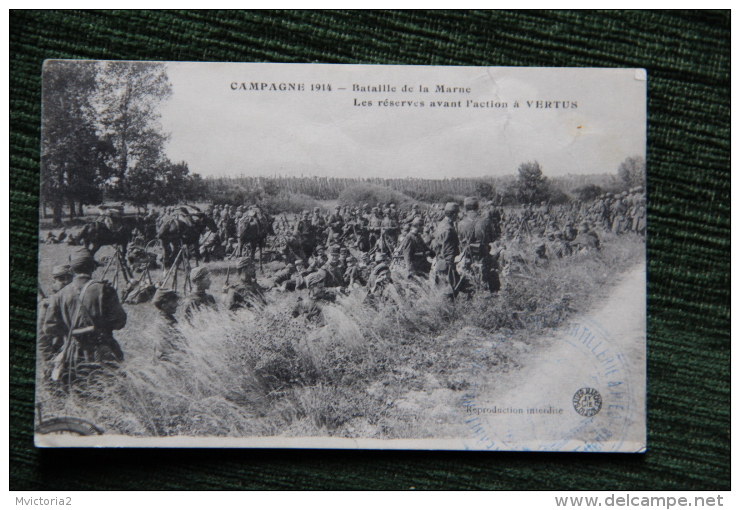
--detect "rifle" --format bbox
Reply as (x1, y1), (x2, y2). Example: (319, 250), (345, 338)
(160, 247), (184, 288)
(100, 253), (116, 281)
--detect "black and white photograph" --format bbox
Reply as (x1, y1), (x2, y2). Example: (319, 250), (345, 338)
(35, 61), (646, 451)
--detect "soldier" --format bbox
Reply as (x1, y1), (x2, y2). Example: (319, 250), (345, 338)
(571, 222), (601, 253)
(38, 264), (74, 361)
(275, 259), (310, 292)
(343, 256), (367, 288)
(183, 266), (218, 320)
(44, 248), (127, 381)
(310, 206), (325, 228)
(367, 252), (394, 299)
(367, 207), (383, 247)
(534, 243), (550, 268)
(292, 269), (337, 323)
(399, 217), (431, 279)
(99, 205), (120, 231)
(381, 208), (400, 248)
(307, 245), (327, 273)
(431, 202), (461, 300)
(630, 190), (646, 235)
(224, 257), (267, 310)
(457, 197), (498, 293)
(321, 245), (345, 288)
(327, 205), (344, 235)
(151, 288), (181, 361)
(611, 196), (629, 234)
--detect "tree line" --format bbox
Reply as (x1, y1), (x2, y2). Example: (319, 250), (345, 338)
(203, 156), (645, 207)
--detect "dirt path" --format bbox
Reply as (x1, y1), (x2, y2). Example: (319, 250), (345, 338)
(466, 262), (646, 451)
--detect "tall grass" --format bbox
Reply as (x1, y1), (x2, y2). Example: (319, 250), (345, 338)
(36, 234), (644, 439)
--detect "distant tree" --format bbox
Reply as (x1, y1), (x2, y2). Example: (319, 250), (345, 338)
(617, 156), (646, 189)
(93, 61), (172, 194)
(475, 181), (495, 200)
(185, 173), (207, 203)
(262, 178), (281, 197)
(574, 184), (604, 202)
(121, 165), (158, 210)
(515, 161), (550, 205)
(41, 61), (114, 224)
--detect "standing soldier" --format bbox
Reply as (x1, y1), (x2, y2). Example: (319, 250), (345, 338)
(327, 205), (344, 235)
(457, 197), (498, 293)
(431, 202), (461, 300)
(44, 248), (127, 381)
(381, 207), (400, 249)
(311, 207), (326, 244)
(183, 266), (218, 320)
(631, 192), (646, 235)
(399, 217), (431, 279)
(367, 207), (383, 248)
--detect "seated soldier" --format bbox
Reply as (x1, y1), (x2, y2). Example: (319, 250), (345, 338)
(224, 258), (267, 310)
(183, 266), (218, 320)
(534, 242), (550, 268)
(151, 288), (182, 361)
(292, 269), (336, 324)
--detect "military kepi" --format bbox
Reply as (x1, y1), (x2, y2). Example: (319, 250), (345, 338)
(190, 266), (210, 282)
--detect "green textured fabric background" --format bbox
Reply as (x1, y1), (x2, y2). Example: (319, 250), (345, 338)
(10, 10), (729, 490)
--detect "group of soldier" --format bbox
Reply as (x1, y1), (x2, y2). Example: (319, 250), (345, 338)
(38, 187), (645, 384)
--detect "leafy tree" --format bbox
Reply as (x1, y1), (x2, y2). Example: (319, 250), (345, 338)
(617, 156), (646, 189)
(515, 161), (550, 205)
(41, 61), (114, 224)
(93, 61), (172, 194)
(475, 181), (495, 200)
(574, 183), (604, 202)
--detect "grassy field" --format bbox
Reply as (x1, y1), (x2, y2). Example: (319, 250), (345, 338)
(35, 232), (645, 439)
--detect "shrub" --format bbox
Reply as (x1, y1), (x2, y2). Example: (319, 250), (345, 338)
(338, 184), (415, 208)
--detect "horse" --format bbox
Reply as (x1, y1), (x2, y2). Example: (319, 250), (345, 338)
(157, 212), (219, 267)
(235, 212), (274, 272)
(70, 220), (130, 256)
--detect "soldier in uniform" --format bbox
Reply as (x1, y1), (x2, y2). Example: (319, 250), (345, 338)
(367, 207), (383, 248)
(571, 222), (601, 253)
(431, 202), (461, 300)
(327, 205), (344, 235)
(292, 269), (336, 323)
(43, 248), (127, 380)
(321, 245), (345, 289)
(151, 288), (181, 361)
(534, 243), (550, 268)
(399, 217), (431, 279)
(367, 252), (394, 298)
(38, 264), (74, 361)
(343, 256), (366, 288)
(183, 266), (218, 320)
(223, 257), (267, 310)
(274, 259), (310, 292)
(457, 197), (498, 293)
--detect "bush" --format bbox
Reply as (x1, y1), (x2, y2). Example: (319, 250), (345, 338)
(338, 184), (415, 208)
(35, 233), (645, 440)
(261, 192), (319, 215)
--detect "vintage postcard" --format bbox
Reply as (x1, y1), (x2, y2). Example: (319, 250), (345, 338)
(35, 62), (646, 451)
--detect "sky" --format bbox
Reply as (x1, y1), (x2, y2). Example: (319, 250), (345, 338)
(158, 63), (646, 180)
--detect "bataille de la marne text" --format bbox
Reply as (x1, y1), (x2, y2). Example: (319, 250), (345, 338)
(230, 81), (578, 109)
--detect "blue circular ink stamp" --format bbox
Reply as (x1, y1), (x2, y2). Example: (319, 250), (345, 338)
(460, 312), (644, 452)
